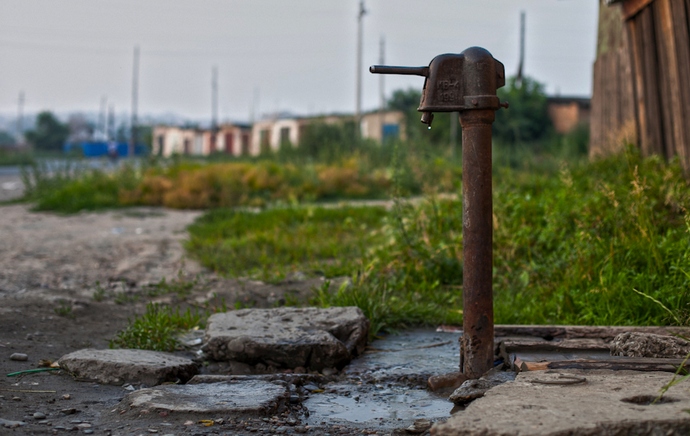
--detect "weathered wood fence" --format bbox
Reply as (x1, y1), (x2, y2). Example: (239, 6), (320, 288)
(591, 0), (690, 171)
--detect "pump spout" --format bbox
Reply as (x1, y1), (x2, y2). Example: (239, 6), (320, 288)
(369, 65), (429, 77)
(420, 111), (434, 127)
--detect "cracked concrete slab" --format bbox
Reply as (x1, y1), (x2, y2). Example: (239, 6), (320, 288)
(203, 307), (369, 370)
(432, 370), (690, 436)
(119, 379), (289, 417)
(57, 349), (198, 386)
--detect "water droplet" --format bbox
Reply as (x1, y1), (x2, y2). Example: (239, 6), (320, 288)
(427, 126), (432, 130)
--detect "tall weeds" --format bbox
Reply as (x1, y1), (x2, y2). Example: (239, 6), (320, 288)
(316, 146), (690, 333)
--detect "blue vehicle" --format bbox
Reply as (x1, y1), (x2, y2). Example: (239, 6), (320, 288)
(63, 141), (147, 158)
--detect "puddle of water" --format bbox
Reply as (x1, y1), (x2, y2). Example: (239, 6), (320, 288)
(305, 329), (460, 428)
(344, 329), (462, 382)
(304, 385), (453, 426)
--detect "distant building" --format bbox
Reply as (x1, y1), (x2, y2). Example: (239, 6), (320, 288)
(361, 110), (406, 142)
(216, 124), (252, 156)
(153, 123), (250, 157)
(152, 111), (406, 158)
(546, 96), (591, 134)
(249, 110), (406, 154)
(250, 117), (311, 155)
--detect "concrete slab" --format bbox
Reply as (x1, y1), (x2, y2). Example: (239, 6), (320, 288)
(432, 370), (690, 436)
(203, 307), (369, 370)
(119, 379), (288, 417)
(57, 348), (198, 386)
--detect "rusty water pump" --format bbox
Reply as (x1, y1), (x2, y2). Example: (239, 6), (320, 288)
(371, 47), (506, 379)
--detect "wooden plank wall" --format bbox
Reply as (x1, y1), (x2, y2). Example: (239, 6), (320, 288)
(592, 0), (690, 171)
(590, 2), (636, 158)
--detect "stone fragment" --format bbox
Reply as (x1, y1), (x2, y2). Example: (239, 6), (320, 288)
(610, 332), (690, 358)
(406, 418), (432, 434)
(203, 307), (369, 370)
(10, 352), (28, 361)
(449, 369), (516, 405)
(432, 370), (690, 436)
(57, 349), (198, 386)
(32, 412), (46, 420)
(120, 379), (288, 417)
(0, 418), (26, 428)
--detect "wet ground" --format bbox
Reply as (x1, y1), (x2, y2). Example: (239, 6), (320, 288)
(305, 329), (461, 429)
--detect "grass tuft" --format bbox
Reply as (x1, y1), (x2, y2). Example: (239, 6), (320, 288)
(110, 303), (204, 352)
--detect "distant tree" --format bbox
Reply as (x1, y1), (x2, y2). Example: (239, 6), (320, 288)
(67, 114), (94, 142)
(299, 120), (357, 161)
(24, 111), (69, 151)
(494, 76), (551, 144)
(387, 88), (452, 146)
(115, 124), (129, 143)
(139, 125), (153, 149)
(0, 130), (15, 147)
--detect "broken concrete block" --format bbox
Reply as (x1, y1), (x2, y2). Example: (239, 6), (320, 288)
(432, 370), (690, 436)
(120, 379), (288, 417)
(449, 369), (516, 405)
(610, 332), (690, 358)
(203, 307), (369, 370)
(57, 349), (198, 386)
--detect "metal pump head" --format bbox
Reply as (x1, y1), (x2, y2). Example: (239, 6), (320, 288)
(370, 47), (506, 128)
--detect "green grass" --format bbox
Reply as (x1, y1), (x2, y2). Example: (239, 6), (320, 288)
(184, 146), (690, 335)
(23, 140), (690, 342)
(21, 161), (141, 214)
(14, 143), (461, 213)
(0, 150), (35, 166)
(490, 148), (690, 326)
(186, 206), (389, 282)
(110, 303), (204, 352)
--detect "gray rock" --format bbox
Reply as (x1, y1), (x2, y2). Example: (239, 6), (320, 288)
(0, 418), (26, 428)
(406, 418), (432, 434)
(432, 370), (690, 436)
(449, 369), (516, 405)
(610, 332), (690, 358)
(120, 379), (288, 417)
(10, 352), (28, 361)
(32, 412), (47, 420)
(57, 349), (198, 386)
(203, 307), (369, 370)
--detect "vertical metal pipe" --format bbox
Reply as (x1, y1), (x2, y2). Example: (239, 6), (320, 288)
(459, 109), (495, 379)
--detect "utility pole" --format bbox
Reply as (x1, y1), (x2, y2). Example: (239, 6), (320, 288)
(378, 35), (385, 142)
(107, 105), (115, 141)
(16, 91), (24, 144)
(355, 0), (367, 140)
(212, 65), (218, 130)
(516, 11), (525, 88)
(129, 45), (140, 158)
(251, 87), (260, 123)
(99, 96), (107, 140)
(211, 65), (218, 153)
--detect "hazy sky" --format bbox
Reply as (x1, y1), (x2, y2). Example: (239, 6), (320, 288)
(1, 0), (598, 123)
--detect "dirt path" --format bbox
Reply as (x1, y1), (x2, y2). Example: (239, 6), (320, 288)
(0, 203), (335, 434)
